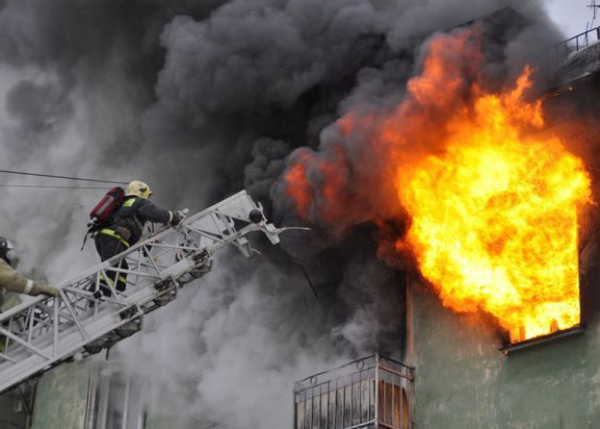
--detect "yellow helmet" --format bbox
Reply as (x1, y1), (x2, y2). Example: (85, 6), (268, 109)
(125, 180), (153, 199)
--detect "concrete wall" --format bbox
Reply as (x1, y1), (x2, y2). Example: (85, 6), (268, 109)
(30, 361), (91, 429)
(25, 356), (182, 429)
(410, 281), (599, 429)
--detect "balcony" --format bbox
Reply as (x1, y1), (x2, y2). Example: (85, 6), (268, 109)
(294, 355), (414, 429)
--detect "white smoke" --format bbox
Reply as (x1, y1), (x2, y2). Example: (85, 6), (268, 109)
(117, 250), (349, 427)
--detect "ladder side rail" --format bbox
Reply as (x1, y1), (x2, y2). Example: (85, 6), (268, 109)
(0, 254), (162, 359)
(0, 216), (265, 359)
(0, 307), (145, 392)
(0, 292), (132, 365)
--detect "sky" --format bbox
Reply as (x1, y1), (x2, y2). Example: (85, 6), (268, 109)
(546, 0), (598, 38)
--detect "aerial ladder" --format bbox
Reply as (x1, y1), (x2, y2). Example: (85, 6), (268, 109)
(0, 191), (295, 394)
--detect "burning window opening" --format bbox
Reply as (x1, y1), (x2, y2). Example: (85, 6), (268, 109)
(285, 24), (591, 352)
(293, 355), (414, 429)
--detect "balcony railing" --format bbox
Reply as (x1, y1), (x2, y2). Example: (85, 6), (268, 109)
(294, 355), (414, 429)
(550, 26), (600, 67)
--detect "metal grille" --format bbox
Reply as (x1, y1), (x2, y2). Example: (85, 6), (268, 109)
(549, 26), (600, 67)
(294, 355), (414, 429)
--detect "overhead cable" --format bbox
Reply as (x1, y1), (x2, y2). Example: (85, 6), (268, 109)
(0, 169), (128, 185)
(0, 184), (108, 190)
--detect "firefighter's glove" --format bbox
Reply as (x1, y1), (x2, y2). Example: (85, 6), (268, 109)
(170, 211), (182, 226)
(32, 284), (60, 298)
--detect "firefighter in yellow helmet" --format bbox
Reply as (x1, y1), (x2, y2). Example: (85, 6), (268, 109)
(93, 180), (181, 296)
(0, 237), (59, 306)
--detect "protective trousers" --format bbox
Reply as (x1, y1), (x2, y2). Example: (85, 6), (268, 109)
(94, 233), (129, 293)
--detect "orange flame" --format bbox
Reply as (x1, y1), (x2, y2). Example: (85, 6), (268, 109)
(397, 72), (590, 342)
(283, 146), (355, 227)
(284, 29), (591, 343)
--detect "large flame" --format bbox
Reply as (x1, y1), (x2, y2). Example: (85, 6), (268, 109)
(284, 29), (591, 343)
(397, 71), (590, 342)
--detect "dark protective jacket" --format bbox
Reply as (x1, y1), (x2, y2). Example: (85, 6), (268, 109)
(109, 196), (173, 245)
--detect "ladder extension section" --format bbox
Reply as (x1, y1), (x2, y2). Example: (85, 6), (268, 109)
(0, 191), (290, 393)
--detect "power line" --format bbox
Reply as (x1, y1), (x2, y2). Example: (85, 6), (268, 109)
(0, 184), (108, 190)
(0, 169), (128, 185)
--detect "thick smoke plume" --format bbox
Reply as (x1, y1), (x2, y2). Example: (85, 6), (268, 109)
(0, 0), (563, 427)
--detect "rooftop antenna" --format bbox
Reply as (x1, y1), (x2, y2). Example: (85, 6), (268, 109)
(588, 0), (600, 28)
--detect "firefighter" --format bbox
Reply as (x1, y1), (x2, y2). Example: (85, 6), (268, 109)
(0, 237), (59, 306)
(93, 180), (181, 296)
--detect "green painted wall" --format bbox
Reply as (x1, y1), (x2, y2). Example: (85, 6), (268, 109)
(411, 282), (598, 429)
(31, 361), (91, 429)
(144, 413), (176, 429)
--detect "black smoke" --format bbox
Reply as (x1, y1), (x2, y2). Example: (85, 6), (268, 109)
(0, 0), (564, 427)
